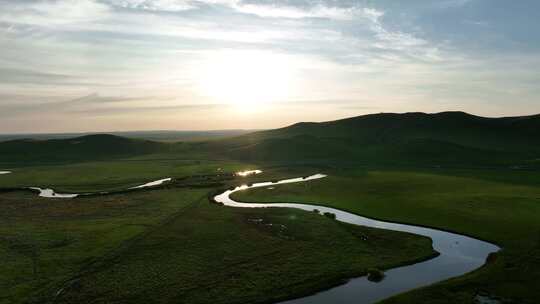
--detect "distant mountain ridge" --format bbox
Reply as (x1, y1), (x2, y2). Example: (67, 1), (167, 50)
(266, 111), (539, 141)
(0, 129), (255, 142)
(1, 112), (538, 166)
(208, 111), (540, 165)
(0, 134), (166, 163)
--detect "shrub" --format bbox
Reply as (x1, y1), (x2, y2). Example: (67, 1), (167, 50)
(486, 252), (498, 264)
(367, 268), (385, 282)
(323, 212), (336, 220)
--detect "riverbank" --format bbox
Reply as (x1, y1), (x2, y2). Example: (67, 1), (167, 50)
(0, 170), (435, 304)
(233, 168), (540, 303)
(221, 174), (497, 304)
(48, 197), (435, 304)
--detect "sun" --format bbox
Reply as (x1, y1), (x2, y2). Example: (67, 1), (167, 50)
(196, 50), (293, 110)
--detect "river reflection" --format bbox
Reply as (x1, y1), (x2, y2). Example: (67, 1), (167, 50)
(214, 173), (500, 304)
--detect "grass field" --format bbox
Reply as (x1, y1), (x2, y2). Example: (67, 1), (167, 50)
(0, 188), (210, 304)
(0, 171), (436, 304)
(233, 167), (540, 303)
(52, 201), (435, 304)
(0, 158), (252, 192)
(1, 112), (539, 304)
(2, 155), (540, 304)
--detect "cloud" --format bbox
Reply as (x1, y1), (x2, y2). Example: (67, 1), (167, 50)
(106, 0), (196, 12)
(0, 91), (230, 119)
(69, 102), (226, 115)
(436, 0), (473, 8)
(0, 0), (110, 27)
(104, 0), (367, 20)
(463, 20), (489, 27)
(359, 7), (441, 61)
(232, 3), (360, 20)
(1, 0), (539, 132)
(107, 0), (380, 21)
(65, 93), (144, 104)
(0, 93), (147, 117)
(0, 68), (74, 85)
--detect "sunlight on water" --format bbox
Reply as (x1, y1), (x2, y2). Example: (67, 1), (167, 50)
(236, 170), (262, 177)
(129, 178), (172, 189)
(22, 178), (174, 199)
(214, 173), (499, 304)
(29, 187), (78, 198)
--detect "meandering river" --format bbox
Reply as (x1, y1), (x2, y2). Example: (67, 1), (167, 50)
(214, 173), (500, 304)
(27, 177), (173, 198)
(7, 170), (499, 303)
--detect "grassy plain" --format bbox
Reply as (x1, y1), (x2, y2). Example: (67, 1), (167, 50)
(53, 202), (434, 304)
(0, 158), (251, 192)
(233, 167), (540, 303)
(0, 164), (436, 304)
(0, 188), (209, 304)
(2, 111), (540, 303)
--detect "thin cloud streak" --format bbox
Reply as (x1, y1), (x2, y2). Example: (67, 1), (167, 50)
(0, 0), (539, 132)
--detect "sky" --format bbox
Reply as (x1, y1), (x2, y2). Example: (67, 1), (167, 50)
(0, 0), (539, 133)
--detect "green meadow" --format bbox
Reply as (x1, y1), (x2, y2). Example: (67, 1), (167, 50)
(0, 159), (251, 192)
(0, 168), (434, 304)
(1, 112), (540, 303)
(233, 167), (540, 303)
(0, 187), (208, 303)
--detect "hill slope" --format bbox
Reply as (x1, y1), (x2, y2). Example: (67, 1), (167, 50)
(0, 134), (167, 163)
(208, 111), (540, 165)
(1, 112), (538, 166)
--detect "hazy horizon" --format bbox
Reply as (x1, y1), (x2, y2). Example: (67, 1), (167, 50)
(0, 128), (258, 136)
(1, 0), (539, 133)
(1, 110), (538, 135)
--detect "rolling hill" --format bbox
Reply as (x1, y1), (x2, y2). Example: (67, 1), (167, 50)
(206, 111), (540, 165)
(0, 134), (168, 163)
(1, 112), (538, 166)
(0, 129), (254, 143)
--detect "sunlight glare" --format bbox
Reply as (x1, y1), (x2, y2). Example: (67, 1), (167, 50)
(197, 50), (293, 110)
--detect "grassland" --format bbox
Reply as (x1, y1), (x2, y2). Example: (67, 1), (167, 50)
(2, 111), (539, 303)
(52, 201), (435, 304)
(0, 158), (252, 192)
(0, 188), (209, 304)
(233, 167), (540, 303)
(0, 129), (254, 143)
(0, 169), (436, 304)
(204, 112), (540, 167)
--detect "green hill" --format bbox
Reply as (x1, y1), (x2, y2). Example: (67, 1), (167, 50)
(0, 134), (167, 163)
(2, 112), (538, 166)
(207, 111), (540, 165)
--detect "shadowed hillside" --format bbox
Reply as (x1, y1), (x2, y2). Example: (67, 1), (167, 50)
(206, 111), (540, 165)
(1, 112), (539, 166)
(0, 129), (255, 143)
(0, 134), (167, 163)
